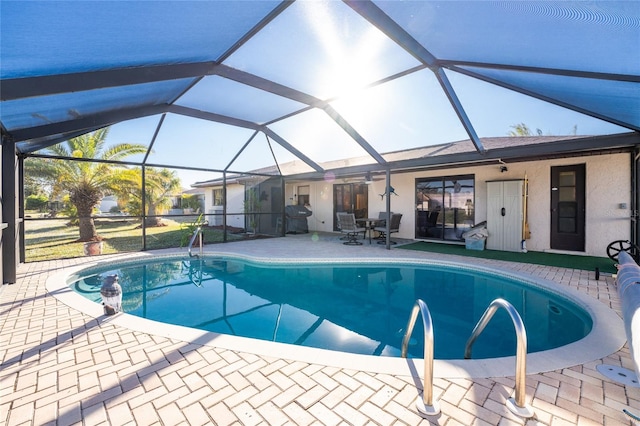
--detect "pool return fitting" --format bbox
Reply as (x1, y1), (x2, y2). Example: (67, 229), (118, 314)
(401, 298), (534, 419)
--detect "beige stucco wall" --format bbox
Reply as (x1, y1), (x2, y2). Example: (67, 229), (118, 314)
(519, 154), (631, 256)
(197, 152), (631, 256)
(292, 152), (631, 257)
(202, 184), (246, 229)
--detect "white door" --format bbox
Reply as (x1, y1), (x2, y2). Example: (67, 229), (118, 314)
(502, 181), (524, 252)
(486, 182), (503, 250)
(486, 181), (523, 252)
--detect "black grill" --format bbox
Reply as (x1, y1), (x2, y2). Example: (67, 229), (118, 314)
(284, 205), (312, 234)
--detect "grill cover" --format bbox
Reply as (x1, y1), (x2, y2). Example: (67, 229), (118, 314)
(285, 205), (312, 234)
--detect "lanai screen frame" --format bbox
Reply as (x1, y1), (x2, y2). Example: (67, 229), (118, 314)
(2, 1), (639, 283)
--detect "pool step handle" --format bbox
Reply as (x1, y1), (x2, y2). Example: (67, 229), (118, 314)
(401, 299), (440, 416)
(188, 222), (207, 257)
(464, 298), (534, 418)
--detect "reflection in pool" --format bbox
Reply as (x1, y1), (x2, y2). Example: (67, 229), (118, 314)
(69, 256), (592, 360)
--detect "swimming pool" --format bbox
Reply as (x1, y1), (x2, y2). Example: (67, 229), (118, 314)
(68, 255), (592, 360)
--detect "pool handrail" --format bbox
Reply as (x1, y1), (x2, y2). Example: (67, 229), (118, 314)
(464, 298), (534, 418)
(187, 222), (207, 257)
(401, 299), (440, 416)
(183, 258), (204, 287)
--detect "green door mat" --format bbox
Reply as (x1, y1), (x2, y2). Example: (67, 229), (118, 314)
(399, 242), (616, 274)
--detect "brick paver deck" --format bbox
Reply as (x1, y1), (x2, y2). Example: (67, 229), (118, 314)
(1, 234), (639, 425)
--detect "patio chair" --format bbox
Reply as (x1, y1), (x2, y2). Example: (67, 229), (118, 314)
(374, 211), (393, 240)
(377, 211), (393, 223)
(337, 212), (366, 245)
(336, 212), (349, 240)
(375, 213), (402, 245)
(426, 210), (440, 237)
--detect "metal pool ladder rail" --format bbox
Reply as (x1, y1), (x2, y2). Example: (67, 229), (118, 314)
(464, 298), (534, 418)
(401, 299), (440, 416)
(182, 259), (204, 287)
(187, 222), (207, 257)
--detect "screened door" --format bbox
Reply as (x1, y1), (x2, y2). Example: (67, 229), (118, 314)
(551, 164), (585, 251)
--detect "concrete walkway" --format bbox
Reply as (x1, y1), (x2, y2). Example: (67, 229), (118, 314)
(1, 233), (639, 425)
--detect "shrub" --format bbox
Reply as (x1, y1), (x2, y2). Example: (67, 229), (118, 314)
(182, 194), (202, 211)
(26, 194), (48, 212)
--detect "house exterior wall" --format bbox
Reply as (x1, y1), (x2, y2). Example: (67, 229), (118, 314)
(202, 183), (246, 229)
(520, 154), (631, 256)
(289, 152), (631, 257)
(196, 152), (630, 257)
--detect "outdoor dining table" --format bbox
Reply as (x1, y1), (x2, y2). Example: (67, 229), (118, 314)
(356, 218), (384, 244)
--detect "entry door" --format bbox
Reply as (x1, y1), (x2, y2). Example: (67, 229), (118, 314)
(333, 184), (368, 231)
(551, 164), (585, 251)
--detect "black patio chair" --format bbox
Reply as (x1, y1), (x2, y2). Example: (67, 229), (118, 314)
(375, 213), (402, 245)
(337, 213), (366, 245)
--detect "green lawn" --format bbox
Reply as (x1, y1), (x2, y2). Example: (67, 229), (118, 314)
(24, 217), (241, 262)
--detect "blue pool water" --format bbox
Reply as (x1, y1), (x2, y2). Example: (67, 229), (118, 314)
(69, 256), (592, 360)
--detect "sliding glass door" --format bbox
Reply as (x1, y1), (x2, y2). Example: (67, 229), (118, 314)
(416, 175), (475, 241)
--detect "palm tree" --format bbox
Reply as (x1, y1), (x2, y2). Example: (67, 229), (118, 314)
(25, 128), (148, 241)
(508, 123), (543, 137)
(118, 168), (182, 227)
(508, 123), (533, 136)
(144, 169), (181, 227)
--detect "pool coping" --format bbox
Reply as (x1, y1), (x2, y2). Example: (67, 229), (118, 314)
(46, 250), (626, 379)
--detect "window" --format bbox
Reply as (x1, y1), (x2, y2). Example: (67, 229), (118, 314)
(212, 189), (223, 206)
(416, 175), (475, 241)
(297, 185), (310, 207)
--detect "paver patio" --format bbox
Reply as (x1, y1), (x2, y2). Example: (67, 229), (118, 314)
(1, 233), (639, 425)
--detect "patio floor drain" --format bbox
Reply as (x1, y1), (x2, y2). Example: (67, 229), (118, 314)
(596, 364), (640, 387)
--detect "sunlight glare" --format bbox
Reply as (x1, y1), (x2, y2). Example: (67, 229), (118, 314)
(302, 1), (388, 99)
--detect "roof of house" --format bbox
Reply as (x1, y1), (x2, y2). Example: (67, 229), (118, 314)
(192, 132), (636, 187)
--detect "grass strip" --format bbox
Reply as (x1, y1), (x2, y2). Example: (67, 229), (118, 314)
(399, 241), (616, 274)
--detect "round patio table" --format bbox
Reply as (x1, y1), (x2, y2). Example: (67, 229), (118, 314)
(356, 218), (383, 244)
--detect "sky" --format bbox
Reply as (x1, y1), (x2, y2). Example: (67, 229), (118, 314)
(63, 0), (632, 188)
(103, 74), (626, 189)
